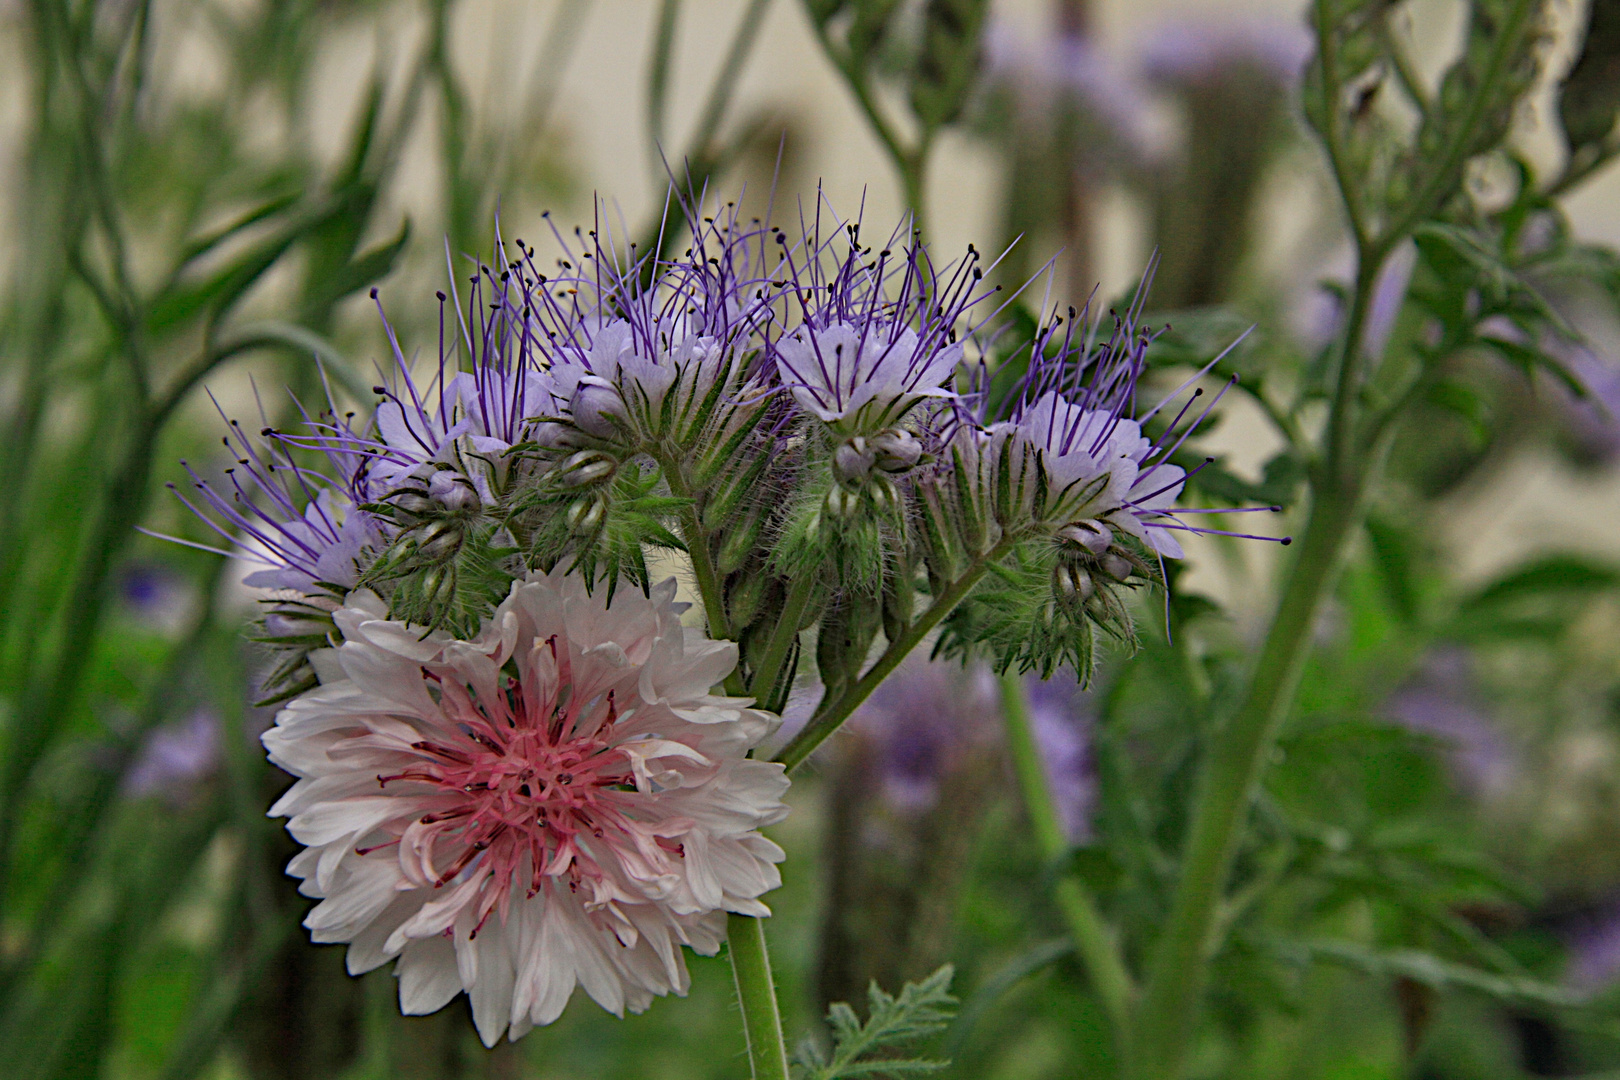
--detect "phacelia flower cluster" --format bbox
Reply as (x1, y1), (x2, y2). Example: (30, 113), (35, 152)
(173, 192), (1281, 1035)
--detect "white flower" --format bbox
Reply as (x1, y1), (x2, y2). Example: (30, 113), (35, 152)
(775, 320), (962, 432)
(263, 569), (789, 1045)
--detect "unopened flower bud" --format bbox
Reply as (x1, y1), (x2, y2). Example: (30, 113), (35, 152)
(1054, 563), (1095, 603)
(556, 450), (616, 488)
(530, 421), (585, 450)
(428, 470), (476, 511)
(390, 491), (434, 516)
(569, 377), (628, 438)
(870, 429), (922, 472)
(868, 475), (900, 515)
(416, 519), (463, 562)
(833, 438), (876, 483)
(824, 485), (860, 519)
(1101, 553), (1133, 581)
(1058, 520), (1112, 554)
(566, 495), (607, 536)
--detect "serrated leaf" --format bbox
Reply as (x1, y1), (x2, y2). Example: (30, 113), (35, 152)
(793, 966), (959, 1080)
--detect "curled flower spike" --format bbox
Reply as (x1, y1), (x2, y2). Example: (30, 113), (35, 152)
(170, 388), (381, 596)
(265, 569), (788, 1045)
(769, 204), (997, 435)
(514, 202), (786, 447)
(277, 286), (554, 506)
(994, 271), (1285, 559)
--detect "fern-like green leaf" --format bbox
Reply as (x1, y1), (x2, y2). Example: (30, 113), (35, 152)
(793, 965), (958, 1080)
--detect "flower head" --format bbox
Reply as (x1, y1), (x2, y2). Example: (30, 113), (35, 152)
(990, 282), (1278, 561)
(770, 212), (989, 435)
(264, 568), (788, 1044)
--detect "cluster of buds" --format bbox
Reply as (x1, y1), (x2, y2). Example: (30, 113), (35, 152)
(179, 195), (1284, 704)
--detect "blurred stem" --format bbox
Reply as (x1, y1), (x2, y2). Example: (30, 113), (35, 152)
(774, 534), (1019, 772)
(635, 0), (772, 276)
(660, 457), (746, 698)
(1124, 251), (1387, 1080)
(646, 0), (680, 164)
(728, 912), (791, 1080)
(998, 674), (1135, 1040)
(800, 7), (931, 241)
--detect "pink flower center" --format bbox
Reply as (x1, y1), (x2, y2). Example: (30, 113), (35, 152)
(363, 664), (681, 933)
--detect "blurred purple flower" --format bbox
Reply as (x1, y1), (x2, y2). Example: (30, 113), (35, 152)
(123, 709), (220, 802)
(1555, 343), (1620, 460)
(119, 563), (194, 633)
(982, 22), (1158, 167)
(1385, 647), (1515, 797)
(1563, 899), (1620, 989)
(848, 656), (1001, 813)
(1140, 17), (1312, 86)
(1025, 674), (1096, 844)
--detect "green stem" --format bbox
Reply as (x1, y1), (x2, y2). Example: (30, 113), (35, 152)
(1123, 233), (1395, 1077)
(662, 460), (735, 640)
(728, 912), (791, 1080)
(774, 535), (1016, 772)
(1125, 486), (1361, 1079)
(747, 572), (816, 711)
(999, 674), (1135, 1039)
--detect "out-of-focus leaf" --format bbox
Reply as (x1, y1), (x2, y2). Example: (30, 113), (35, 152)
(1462, 554), (1620, 608)
(1267, 938), (1593, 1012)
(1558, 0), (1620, 152)
(1364, 514), (1419, 623)
(298, 219), (411, 318)
(1426, 379), (1493, 450)
(144, 201), (341, 333)
(942, 940), (1073, 1055)
(1062, 846), (1124, 894)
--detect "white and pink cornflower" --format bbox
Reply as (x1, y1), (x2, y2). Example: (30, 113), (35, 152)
(263, 568), (788, 1044)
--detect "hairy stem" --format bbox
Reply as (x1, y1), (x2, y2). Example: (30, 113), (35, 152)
(1124, 250), (1388, 1078)
(729, 912), (791, 1080)
(748, 571), (816, 712)
(774, 535), (1016, 772)
(999, 674), (1135, 1039)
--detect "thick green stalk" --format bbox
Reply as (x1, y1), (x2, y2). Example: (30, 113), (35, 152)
(1124, 236), (1390, 1077)
(728, 913), (791, 1080)
(1124, 475), (1365, 1079)
(999, 674), (1135, 1038)
(774, 535), (1017, 772)
(666, 473), (790, 1078)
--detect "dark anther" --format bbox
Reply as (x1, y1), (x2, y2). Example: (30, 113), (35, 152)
(369, 287), (379, 299)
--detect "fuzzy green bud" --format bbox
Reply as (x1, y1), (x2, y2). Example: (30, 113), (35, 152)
(824, 485), (861, 520)
(416, 519), (463, 562)
(834, 438), (876, 483)
(556, 450), (616, 489)
(566, 494), (607, 536)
